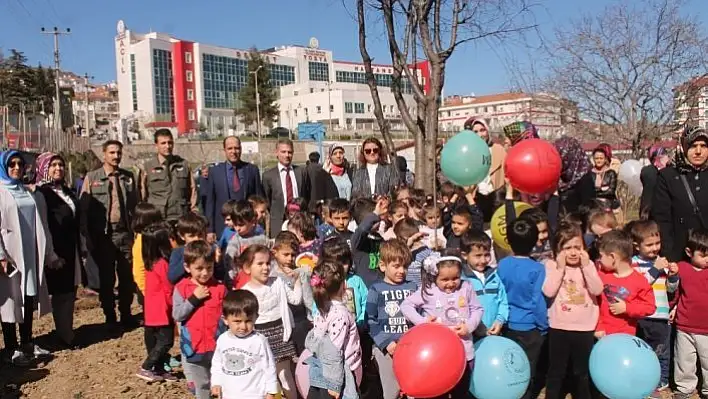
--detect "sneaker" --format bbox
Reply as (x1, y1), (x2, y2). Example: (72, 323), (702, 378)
(135, 368), (164, 382)
(156, 371), (178, 382)
(169, 356), (181, 368)
(29, 345), (51, 358)
(187, 381), (196, 395)
(657, 382), (670, 391)
(163, 364), (172, 373)
(11, 351), (33, 367)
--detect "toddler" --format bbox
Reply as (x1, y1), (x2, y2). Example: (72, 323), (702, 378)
(401, 249), (483, 398)
(421, 203), (446, 249)
(225, 200), (269, 289)
(168, 212), (209, 284)
(281, 197), (307, 232)
(131, 202), (164, 297)
(328, 198), (353, 246)
(287, 212), (322, 257)
(394, 217), (431, 288)
(217, 200), (238, 253)
(248, 195), (269, 234)
(351, 197), (387, 287)
(319, 239), (367, 327)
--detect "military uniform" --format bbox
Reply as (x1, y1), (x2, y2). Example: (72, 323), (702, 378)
(140, 155), (197, 222)
(80, 166), (138, 324)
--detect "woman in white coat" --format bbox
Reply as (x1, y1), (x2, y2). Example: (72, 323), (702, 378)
(0, 150), (60, 366)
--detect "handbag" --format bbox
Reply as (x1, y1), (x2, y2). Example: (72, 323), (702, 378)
(680, 174), (708, 229)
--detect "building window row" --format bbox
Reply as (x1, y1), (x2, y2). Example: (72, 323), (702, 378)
(269, 63), (296, 87)
(130, 54), (138, 112)
(152, 49), (174, 121)
(308, 61), (330, 82)
(335, 70), (413, 94)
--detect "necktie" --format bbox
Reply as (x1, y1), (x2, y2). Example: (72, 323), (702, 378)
(113, 173), (128, 227)
(232, 164), (241, 193)
(285, 167), (294, 204)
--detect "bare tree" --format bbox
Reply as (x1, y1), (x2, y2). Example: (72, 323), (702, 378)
(356, 0), (535, 192)
(542, 0), (708, 154)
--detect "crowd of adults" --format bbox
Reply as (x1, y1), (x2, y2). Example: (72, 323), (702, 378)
(1, 121), (707, 369)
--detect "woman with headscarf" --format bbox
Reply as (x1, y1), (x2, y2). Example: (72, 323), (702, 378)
(653, 126), (708, 262)
(0, 150), (59, 365)
(34, 152), (83, 349)
(465, 118), (507, 221)
(323, 143), (353, 200)
(502, 121), (540, 149)
(640, 144), (670, 214)
(553, 136), (596, 213)
(590, 145), (619, 211)
(351, 137), (398, 199)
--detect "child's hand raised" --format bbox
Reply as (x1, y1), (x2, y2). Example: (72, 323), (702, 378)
(556, 251), (567, 271)
(655, 257), (669, 271)
(609, 299), (627, 315)
(194, 285), (211, 300)
(374, 197), (390, 216)
(407, 231), (428, 248)
(668, 262), (679, 276)
(580, 250), (591, 267)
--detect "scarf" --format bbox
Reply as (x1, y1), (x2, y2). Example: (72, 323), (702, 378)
(674, 126), (708, 174)
(464, 117), (492, 145)
(35, 151), (65, 186)
(648, 145), (669, 170)
(0, 150), (22, 186)
(554, 136), (591, 191)
(503, 121), (539, 147)
(325, 142), (347, 176)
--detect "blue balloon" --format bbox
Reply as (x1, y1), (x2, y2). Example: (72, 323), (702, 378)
(440, 130), (492, 186)
(469, 336), (530, 399)
(589, 334), (660, 399)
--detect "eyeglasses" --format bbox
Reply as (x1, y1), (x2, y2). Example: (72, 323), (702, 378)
(364, 148), (380, 155)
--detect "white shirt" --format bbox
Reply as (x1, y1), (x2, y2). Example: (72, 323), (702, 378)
(366, 163), (378, 195)
(243, 277), (302, 324)
(278, 163), (299, 205)
(210, 331), (279, 399)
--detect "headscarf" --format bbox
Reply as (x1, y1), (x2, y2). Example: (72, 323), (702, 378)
(674, 126), (708, 173)
(503, 121), (539, 147)
(324, 142), (346, 176)
(463, 117), (492, 145)
(594, 143), (612, 161)
(35, 152), (64, 186)
(648, 145), (668, 170)
(0, 150), (23, 186)
(554, 136), (591, 191)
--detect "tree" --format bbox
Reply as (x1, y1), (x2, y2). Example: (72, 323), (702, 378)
(0, 50), (55, 114)
(540, 0), (708, 154)
(236, 49), (280, 135)
(356, 0), (535, 192)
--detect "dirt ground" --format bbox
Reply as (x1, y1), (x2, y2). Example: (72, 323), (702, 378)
(0, 290), (691, 399)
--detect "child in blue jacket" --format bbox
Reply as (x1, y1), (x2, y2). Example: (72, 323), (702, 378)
(460, 230), (509, 336)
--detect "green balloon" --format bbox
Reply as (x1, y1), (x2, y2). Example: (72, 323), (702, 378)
(440, 130), (492, 186)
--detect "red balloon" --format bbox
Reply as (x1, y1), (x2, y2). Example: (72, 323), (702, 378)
(392, 323), (466, 398)
(505, 139), (562, 194)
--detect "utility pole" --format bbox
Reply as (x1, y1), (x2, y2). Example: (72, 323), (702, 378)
(41, 27), (70, 148)
(250, 65), (263, 172)
(83, 73), (93, 137)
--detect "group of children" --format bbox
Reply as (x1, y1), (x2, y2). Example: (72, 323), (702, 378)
(129, 180), (708, 399)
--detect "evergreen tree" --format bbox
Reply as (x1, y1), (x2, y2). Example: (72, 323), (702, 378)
(0, 50), (55, 114)
(236, 49), (279, 134)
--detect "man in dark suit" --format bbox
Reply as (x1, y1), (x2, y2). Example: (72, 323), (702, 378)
(204, 136), (263, 242)
(262, 138), (309, 236)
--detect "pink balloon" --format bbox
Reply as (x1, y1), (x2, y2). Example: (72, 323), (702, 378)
(295, 349), (363, 397)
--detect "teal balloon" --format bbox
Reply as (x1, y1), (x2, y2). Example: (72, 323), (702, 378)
(469, 336), (530, 399)
(441, 130), (491, 186)
(589, 334), (660, 399)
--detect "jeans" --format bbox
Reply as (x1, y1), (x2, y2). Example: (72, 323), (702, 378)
(142, 325), (174, 371)
(637, 318), (670, 386)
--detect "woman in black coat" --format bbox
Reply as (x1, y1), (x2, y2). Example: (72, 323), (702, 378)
(34, 152), (82, 348)
(653, 126), (708, 262)
(640, 145), (670, 215)
(590, 145), (619, 210)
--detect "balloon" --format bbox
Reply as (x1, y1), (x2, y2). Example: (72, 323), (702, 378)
(490, 202), (533, 251)
(589, 334), (660, 399)
(295, 349), (362, 397)
(505, 139), (562, 194)
(469, 336), (530, 399)
(440, 130), (492, 186)
(618, 160), (643, 196)
(393, 323), (466, 398)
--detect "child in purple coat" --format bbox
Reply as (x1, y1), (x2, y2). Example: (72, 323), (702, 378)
(401, 249), (483, 399)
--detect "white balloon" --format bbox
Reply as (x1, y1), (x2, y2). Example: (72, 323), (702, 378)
(619, 160), (643, 185)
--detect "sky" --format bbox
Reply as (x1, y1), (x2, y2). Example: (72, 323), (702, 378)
(0, 0), (706, 96)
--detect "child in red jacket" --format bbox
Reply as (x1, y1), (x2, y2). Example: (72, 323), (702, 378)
(137, 222), (177, 383)
(595, 230), (656, 337)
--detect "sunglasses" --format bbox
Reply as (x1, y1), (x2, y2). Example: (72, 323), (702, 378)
(364, 148), (380, 155)
(8, 160), (23, 168)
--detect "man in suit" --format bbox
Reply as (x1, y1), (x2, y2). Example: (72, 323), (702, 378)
(263, 138), (309, 236)
(204, 136), (263, 243)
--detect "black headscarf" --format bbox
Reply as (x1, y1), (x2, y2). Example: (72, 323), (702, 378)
(675, 126), (708, 173)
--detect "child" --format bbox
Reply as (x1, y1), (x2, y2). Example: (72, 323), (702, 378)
(308, 260), (363, 398)
(542, 223), (603, 399)
(446, 207), (480, 250)
(421, 203), (447, 249)
(320, 239), (367, 328)
(136, 222), (177, 382)
(496, 218), (548, 399)
(173, 240), (227, 399)
(394, 217), (432, 288)
(287, 212), (322, 256)
(401, 250), (483, 398)
(406, 188), (427, 224)
(595, 229), (655, 338)
(281, 197), (307, 232)
(586, 208), (617, 259)
(271, 231), (313, 355)
(217, 200), (238, 253)
(131, 203), (164, 298)
(240, 245), (302, 399)
(519, 207), (553, 262)
(328, 198), (353, 246)
(352, 197), (388, 287)
(168, 212), (209, 284)
(210, 290), (279, 399)
(366, 239), (416, 399)
(626, 220), (677, 394)
(671, 229), (708, 399)
(459, 230), (508, 336)
(225, 200), (270, 289)
(248, 195), (269, 234)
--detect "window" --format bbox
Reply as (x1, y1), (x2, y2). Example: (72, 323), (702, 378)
(185, 52), (192, 64)
(152, 49), (175, 121)
(308, 61), (330, 82)
(294, 109), (298, 117)
(345, 102), (353, 113)
(368, 104), (372, 112)
(355, 102), (365, 114)
(334, 70), (412, 94)
(310, 88), (314, 94)
(187, 89), (194, 101)
(316, 106), (321, 114)
(188, 109), (195, 121)
(484, 106), (488, 113)
(330, 104), (334, 112)
(383, 105), (387, 113)
(294, 91), (299, 96)
(267, 64), (295, 87)
(130, 54), (138, 111)
(305, 108), (309, 115)
(186, 70), (193, 82)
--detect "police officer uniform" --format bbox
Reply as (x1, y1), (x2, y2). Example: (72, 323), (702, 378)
(140, 155), (197, 222)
